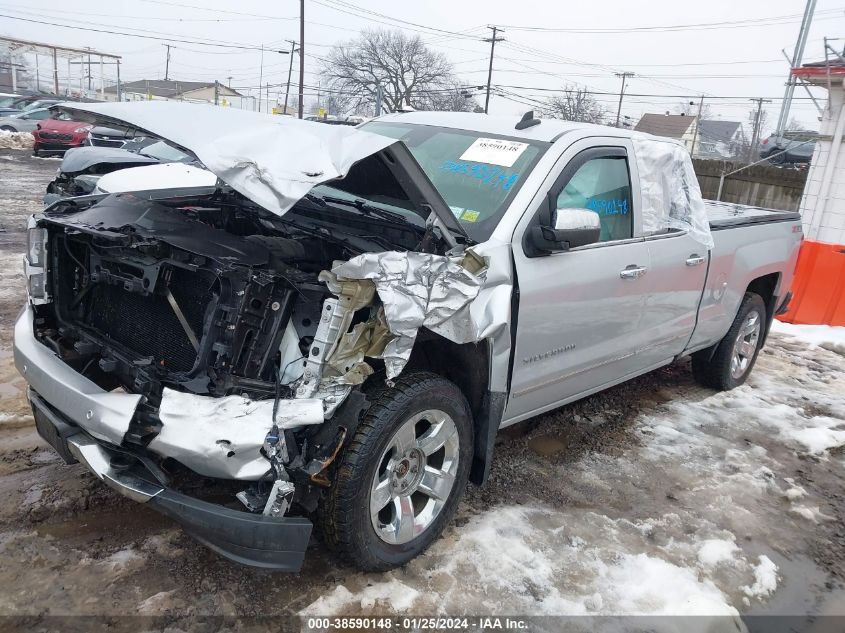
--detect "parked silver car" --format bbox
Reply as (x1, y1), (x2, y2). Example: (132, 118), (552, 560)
(759, 130), (817, 165)
(0, 107), (53, 133)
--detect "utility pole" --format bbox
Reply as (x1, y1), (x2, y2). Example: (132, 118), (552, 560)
(774, 0), (816, 138)
(483, 26), (504, 114)
(214, 79), (219, 106)
(747, 98), (772, 163)
(283, 40), (297, 115)
(87, 52), (92, 90)
(258, 44), (264, 112)
(227, 76), (232, 88)
(298, 0), (305, 119)
(689, 95), (705, 157)
(164, 44), (171, 81)
(116, 58), (121, 101)
(614, 72), (634, 127)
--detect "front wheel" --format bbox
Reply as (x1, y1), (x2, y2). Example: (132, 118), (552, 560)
(692, 292), (766, 390)
(0, 125), (15, 132)
(318, 372), (473, 571)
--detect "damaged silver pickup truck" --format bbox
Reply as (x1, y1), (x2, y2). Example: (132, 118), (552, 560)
(15, 103), (802, 571)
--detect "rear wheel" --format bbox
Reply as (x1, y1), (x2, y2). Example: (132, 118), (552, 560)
(692, 292), (766, 391)
(0, 125), (14, 132)
(318, 372), (473, 571)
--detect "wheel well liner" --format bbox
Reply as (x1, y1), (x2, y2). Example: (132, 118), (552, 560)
(404, 332), (503, 486)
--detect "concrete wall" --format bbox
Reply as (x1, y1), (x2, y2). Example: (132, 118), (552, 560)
(693, 158), (807, 211)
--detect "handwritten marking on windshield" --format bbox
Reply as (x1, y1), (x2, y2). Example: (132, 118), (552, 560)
(440, 160), (520, 191)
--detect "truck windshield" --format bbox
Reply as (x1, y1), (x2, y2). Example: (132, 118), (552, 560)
(362, 121), (547, 241)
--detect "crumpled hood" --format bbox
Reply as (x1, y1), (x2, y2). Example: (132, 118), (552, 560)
(59, 146), (160, 175)
(52, 102), (457, 228)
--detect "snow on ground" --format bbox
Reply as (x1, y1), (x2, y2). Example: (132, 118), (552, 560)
(0, 131), (33, 150)
(302, 332), (845, 619)
(771, 319), (845, 356)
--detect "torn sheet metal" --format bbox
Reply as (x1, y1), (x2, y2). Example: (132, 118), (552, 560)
(631, 133), (714, 250)
(52, 101), (393, 217)
(149, 388), (323, 480)
(331, 247), (511, 378)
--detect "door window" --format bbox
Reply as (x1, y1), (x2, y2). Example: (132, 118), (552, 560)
(555, 156), (633, 242)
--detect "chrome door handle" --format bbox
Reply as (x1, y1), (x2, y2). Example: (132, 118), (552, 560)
(620, 265), (647, 279)
(686, 254), (706, 266)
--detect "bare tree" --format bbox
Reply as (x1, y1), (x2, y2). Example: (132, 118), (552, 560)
(322, 29), (467, 114)
(540, 86), (606, 124)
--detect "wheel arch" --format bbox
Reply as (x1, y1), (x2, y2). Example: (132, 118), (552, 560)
(403, 330), (504, 486)
(746, 272), (781, 344)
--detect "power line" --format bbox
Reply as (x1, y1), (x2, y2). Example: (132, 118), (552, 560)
(0, 13), (287, 51)
(496, 8), (843, 33)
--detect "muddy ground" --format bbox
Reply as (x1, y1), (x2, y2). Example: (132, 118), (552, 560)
(0, 149), (843, 629)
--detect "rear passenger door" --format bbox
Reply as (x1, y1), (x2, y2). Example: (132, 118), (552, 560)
(506, 141), (653, 423)
(638, 230), (709, 367)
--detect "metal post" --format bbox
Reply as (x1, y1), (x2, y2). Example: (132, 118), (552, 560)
(214, 80), (219, 106)
(164, 44), (171, 81)
(716, 173), (725, 202)
(483, 26), (504, 114)
(690, 95), (705, 156)
(258, 44), (264, 112)
(99, 56), (104, 99)
(298, 0), (305, 119)
(87, 52), (91, 91)
(747, 98), (771, 164)
(34, 53), (39, 92)
(284, 40), (296, 115)
(375, 83), (383, 115)
(116, 59), (121, 101)
(66, 57), (71, 95)
(774, 0), (816, 138)
(52, 47), (59, 95)
(615, 72), (634, 127)
(10, 65), (16, 92)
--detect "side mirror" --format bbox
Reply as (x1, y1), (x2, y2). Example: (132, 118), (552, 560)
(530, 208), (601, 253)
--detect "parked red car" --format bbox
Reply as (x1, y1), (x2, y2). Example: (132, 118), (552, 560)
(32, 113), (93, 156)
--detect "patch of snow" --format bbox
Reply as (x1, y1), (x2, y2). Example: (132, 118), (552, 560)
(742, 556), (778, 600)
(137, 590), (177, 614)
(771, 320), (845, 355)
(0, 131), (33, 150)
(787, 420), (845, 455)
(697, 539), (740, 569)
(594, 553), (739, 616)
(789, 505), (833, 523)
(100, 547), (142, 573)
(302, 579), (420, 615)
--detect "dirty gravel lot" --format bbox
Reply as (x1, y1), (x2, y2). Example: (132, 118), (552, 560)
(0, 148), (844, 629)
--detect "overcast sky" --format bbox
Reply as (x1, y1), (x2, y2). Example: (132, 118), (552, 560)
(2, 0), (843, 131)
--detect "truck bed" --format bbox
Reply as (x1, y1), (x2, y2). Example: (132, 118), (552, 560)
(705, 200), (801, 230)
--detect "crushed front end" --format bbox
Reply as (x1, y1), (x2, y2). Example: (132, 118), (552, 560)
(15, 182), (479, 570)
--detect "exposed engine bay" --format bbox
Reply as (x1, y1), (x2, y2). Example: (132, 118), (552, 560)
(30, 183), (474, 515)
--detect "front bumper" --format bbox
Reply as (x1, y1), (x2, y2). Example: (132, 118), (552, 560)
(16, 306), (313, 570)
(31, 389), (313, 571)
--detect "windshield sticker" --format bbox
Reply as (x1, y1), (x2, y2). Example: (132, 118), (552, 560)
(461, 210), (480, 222)
(449, 205), (465, 218)
(440, 160), (520, 191)
(459, 138), (529, 167)
(587, 198), (629, 216)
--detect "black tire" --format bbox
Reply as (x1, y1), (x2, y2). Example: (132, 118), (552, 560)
(692, 292), (767, 391)
(0, 125), (15, 132)
(318, 372), (473, 571)
(767, 151), (786, 166)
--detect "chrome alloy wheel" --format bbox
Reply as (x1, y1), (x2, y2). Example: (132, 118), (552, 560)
(369, 409), (460, 545)
(730, 311), (761, 379)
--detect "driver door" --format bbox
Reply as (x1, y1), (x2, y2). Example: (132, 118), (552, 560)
(505, 141), (653, 423)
